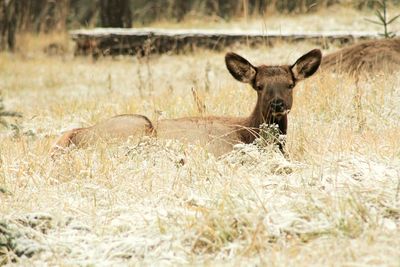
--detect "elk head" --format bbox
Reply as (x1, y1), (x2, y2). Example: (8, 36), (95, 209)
(225, 49), (322, 127)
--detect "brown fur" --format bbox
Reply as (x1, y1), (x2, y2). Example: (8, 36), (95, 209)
(52, 49), (322, 157)
(52, 114), (154, 155)
(321, 38), (400, 75)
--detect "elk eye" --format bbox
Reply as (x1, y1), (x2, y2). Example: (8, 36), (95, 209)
(288, 84), (295, 90)
(256, 85), (263, 91)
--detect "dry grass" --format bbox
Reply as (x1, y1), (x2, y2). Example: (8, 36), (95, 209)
(0, 33), (399, 266)
(146, 5), (400, 33)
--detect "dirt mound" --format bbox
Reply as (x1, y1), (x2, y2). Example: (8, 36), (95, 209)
(321, 38), (400, 75)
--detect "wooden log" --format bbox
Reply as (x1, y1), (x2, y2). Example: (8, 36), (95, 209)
(69, 28), (379, 57)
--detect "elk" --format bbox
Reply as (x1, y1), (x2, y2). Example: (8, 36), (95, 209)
(52, 49), (322, 156)
(321, 38), (400, 75)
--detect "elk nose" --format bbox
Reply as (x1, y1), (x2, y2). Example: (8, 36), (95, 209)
(270, 99), (285, 112)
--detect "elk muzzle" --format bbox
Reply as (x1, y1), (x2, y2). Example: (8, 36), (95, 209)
(270, 98), (290, 117)
(271, 98), (285, 112)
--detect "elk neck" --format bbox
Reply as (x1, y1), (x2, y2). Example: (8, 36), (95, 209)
(237, 95), (287, 144)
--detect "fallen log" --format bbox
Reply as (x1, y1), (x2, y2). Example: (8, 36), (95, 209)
(69, 28), (379, 57)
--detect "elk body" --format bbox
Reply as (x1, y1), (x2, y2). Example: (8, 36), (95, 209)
(52, 49), (322, 156)
(321, 38), (400, 75)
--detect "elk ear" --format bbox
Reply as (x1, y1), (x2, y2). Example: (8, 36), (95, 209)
(291, 49), (322, 81)
(225, 52), (256, 83)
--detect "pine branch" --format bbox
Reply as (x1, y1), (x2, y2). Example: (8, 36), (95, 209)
(365, 0), (399, 39)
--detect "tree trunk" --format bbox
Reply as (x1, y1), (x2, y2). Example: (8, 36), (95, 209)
(39, 0), (69, 33)
(99, 0), (132, 28)
(0, 0), (20, 51)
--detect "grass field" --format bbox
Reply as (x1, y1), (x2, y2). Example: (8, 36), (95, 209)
(1, 17), (400, 266)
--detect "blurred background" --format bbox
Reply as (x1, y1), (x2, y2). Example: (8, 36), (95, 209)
(1, 0), (400, 52)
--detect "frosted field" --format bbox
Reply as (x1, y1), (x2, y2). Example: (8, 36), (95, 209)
(0, 33), (400, 266)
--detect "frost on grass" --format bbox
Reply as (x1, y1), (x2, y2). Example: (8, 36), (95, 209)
(1, 138), (399, 266)
(1, 46), (400, 265)
(0, 213), (51, 264)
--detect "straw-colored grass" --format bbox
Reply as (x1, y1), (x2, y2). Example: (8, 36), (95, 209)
(0, 35), (399, 266)
(145, 5), (400, 33)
